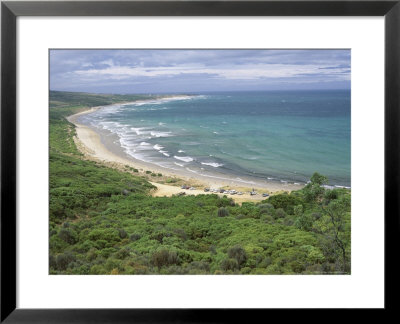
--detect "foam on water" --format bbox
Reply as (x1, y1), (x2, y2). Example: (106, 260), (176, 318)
(174, 156), (194, 163)
(153, 144), (164, 151)
(150, 131), (172, 138)
(201, 162), (224, 168)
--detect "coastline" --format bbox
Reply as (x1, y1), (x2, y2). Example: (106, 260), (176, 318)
(67, 104), (304, 202)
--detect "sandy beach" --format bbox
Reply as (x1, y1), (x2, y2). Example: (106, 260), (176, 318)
(67, 105), (304, 203)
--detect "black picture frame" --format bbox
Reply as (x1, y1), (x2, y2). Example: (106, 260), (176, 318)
(1, 0), (399, 322)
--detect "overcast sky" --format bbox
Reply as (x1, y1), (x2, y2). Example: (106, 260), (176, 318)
(50, 49), (350, 94)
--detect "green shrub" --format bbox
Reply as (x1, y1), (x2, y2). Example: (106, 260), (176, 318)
(312, 212), (322, 220)
(117, 228), (128, 239)
(151, 249), (179, 268)
(49, 255), (57, 269)
(263, 215), (274, 223)
(56, 252), (76, 270)
(166, 178), (178, 183)
(227, 245), (247, 266)
(221, 258), (239, 271)
(275, 208), (286, 219)
(267, 194), (304, 214)
(88, 228), (120, 244)
(130, 233), (141, 241)
(90, 264), (107, 274)
(188, 261), (210, 272)
(58, 228), (78, 245)
(258, 203), (274, 215)
(324, 189), (339, 201)
(217, 207), (229, 217)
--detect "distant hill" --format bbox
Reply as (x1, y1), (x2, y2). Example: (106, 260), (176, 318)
(49, 90), (163, 108)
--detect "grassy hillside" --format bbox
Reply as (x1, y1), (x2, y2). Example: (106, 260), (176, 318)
(50, 90), (164, 108)
(49, 91), (351, 275)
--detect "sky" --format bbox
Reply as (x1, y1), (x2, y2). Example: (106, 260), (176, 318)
(50, 49), (350, 94)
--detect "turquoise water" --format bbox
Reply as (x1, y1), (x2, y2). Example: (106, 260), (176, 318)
(78, 90), (351, 186)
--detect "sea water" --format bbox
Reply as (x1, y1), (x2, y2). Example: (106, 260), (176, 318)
(78, 90), (351, 187)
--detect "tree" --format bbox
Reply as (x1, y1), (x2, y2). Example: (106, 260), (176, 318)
(303, 172), (328, 203)
(310, 172), (328, 186)
(294, 205), (313, 231)
(267, 194), (304, 214)
(313, 196), (351, 273)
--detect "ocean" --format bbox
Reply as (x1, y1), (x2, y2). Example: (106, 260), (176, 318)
(77, 90), (351, 187)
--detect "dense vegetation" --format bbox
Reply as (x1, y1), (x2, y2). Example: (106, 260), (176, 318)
(50, 90), (166, 109)
(49, 91), (351, 275)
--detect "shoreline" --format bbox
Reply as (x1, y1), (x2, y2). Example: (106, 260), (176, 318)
(67, 103), (304, 203)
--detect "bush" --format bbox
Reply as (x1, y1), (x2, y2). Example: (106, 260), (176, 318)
(217, 207), (229, 217)
(294, 213), (313, 231)
(188, 261), (210, 272)
(87, 248), (98, 261)
(90, 264), (107, 274)
(294, 205), (303, 217)
(267, 194), (304, 214)
(151, 249), (179, 268)
(166, 178), (178, 183)
(221, 258), (239, 271)
(275, 208), (286, 219)
(49, 254), (57, 269)
(258, 256), (272, 268)
(312, 212), (322, 220)
(115, 247), (131, 259)
(173, 228), (187, 241)
(258, 203), (274, 215)
(324, 189), (338, 200)
(88, 228), (120, 244)
(130, 233), (141, 241)
(56, 252), (76, 270)
(263, 215), (274, 223)
(117, 228), (127, 239)
(58, 228), (77, 244)
(227, 245), (247, 266)
(283, 216), (294, 226)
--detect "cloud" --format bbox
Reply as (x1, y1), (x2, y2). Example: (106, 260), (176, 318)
(72, 62), (349, 81)
(50, 49), (350, 93)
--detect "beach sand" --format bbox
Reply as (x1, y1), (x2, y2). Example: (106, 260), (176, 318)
(67, 106), (304, 203)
